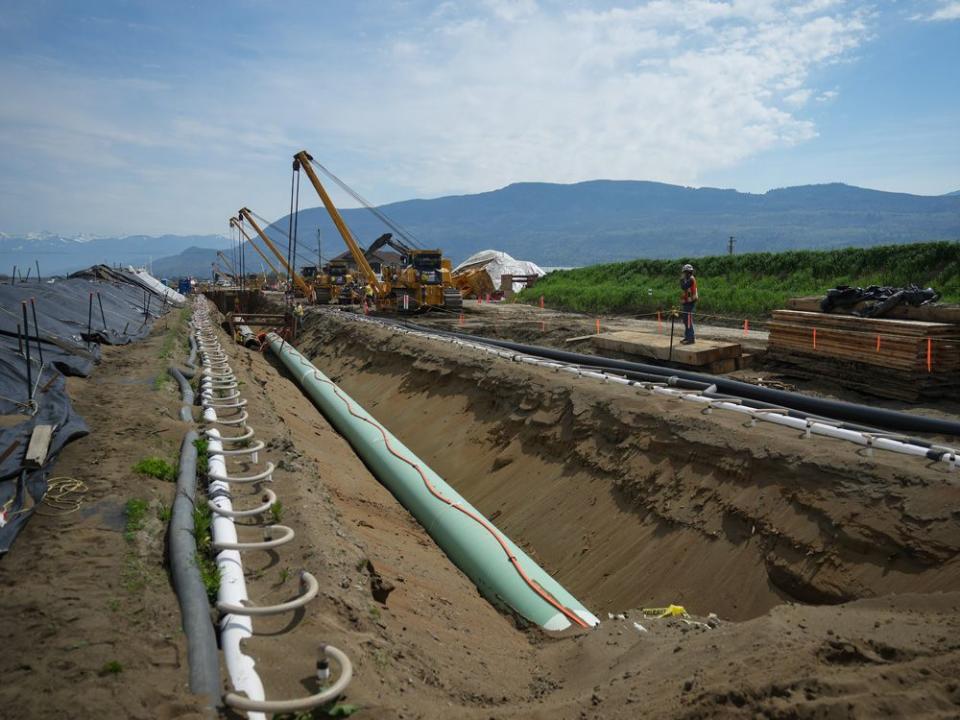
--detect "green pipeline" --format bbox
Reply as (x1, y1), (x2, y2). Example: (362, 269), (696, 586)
(267, 333), (598, 631)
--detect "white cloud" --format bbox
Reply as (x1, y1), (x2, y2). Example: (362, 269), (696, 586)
(816, 89), (840, 101)
(913, 2), (960, 21)
(0, 1), (875, 235)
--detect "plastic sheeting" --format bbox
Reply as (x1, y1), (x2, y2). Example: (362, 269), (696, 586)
(453, 250), (545, 293)
(0, 266), (177, 552)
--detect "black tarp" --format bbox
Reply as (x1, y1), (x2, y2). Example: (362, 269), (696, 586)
(0, 266), (181, 552)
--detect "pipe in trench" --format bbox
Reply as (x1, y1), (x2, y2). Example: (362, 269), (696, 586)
(385, 318), (960, 437)
(168, 430), (221, 710)
(266, 332), (598, 631)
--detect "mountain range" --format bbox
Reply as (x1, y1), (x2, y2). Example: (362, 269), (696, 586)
(258, 180), (960, 268)
(0, 232), (232, 277)
(2, 181), (958, 277)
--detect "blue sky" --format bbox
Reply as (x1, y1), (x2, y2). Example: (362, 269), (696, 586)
(0, 0), (958, 237)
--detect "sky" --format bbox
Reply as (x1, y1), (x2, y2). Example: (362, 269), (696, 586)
(0, 0), (958, 237)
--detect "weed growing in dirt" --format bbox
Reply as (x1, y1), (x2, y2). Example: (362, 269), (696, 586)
(121, 556), (148, 593)
(192, 502), (212, 554)
(368, 605), (381, 621)
(195, 551), (221, 603)
(107, 598), (120, 612)
(371, 649), (389, 670)
(133, 456), (176, 482)
(269, 500), (284, 524)
(124, 498), (149, 541)
(279, 567), (291, 584)
(157, 502), (172, 523)
(99, 660), (123, 676)
(193, 437), (209, 474)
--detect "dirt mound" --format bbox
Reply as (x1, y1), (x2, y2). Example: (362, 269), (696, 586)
(299, 311), (960, 621)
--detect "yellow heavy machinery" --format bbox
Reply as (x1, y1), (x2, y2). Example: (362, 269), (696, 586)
(236, 207), (315, 300)
(293, 150), (462, 311)
(310, 260), (355, 305)
(230, 216), (284, 287)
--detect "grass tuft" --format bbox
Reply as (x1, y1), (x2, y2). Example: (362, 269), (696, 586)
(133, 456), (176, 482)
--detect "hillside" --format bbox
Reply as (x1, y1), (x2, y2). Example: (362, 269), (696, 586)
(263, 180), (960, 266)
(519, 241), (960, 317)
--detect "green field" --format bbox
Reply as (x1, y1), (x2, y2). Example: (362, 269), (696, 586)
(518, 241), (960, 319)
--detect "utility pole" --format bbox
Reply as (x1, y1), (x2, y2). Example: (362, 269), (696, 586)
(316, 227), (322, 269)
(728, 235), (735, 256)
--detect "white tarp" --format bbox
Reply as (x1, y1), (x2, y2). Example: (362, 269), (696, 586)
(453, 250), (545, 292)
(130, 268), (187, 306)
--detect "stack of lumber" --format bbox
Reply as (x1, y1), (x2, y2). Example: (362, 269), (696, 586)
(768, 310), (960, 401)
(592, 330), (747, 374)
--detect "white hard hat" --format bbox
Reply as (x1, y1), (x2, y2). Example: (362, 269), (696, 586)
(682, 264), (694, 272)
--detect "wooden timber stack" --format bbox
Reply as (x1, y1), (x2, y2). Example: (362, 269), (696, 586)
(767, 309), (960, 401)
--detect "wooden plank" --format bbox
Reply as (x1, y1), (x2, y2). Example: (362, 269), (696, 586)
(591, 330), (741, 366)
(24, 424), (53, 469)
(564, 334), (596, 344)
(772, 310), (958, 335)
(787, 296), (960, 324)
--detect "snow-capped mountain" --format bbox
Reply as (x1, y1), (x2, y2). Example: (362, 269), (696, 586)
(0, 232), (233, 276)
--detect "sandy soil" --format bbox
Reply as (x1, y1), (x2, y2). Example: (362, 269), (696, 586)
(4, 300), (960, 719)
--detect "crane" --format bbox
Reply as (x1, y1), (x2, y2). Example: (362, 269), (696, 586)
(217, 251), (238, 280)
(294, 151), (383, 295)
(237, 207), (313, 300)
(230, 217), (282, 280)
(293, 150), (461, 310)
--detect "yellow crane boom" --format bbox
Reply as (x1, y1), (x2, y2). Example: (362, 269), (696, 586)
(230, 217), (282, 278)
(294, 150), (385, 296)
(237, 207), (313, 299)
(217, 251), (238, 278)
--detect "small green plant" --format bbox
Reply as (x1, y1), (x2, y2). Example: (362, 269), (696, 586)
(157, 502), (172, 523)
(107, 598), (120, 612)
(99, 660), (123, 676)
(153, 372), (172, 391)
(193, 437), (209, 473)
(195, 552), (221, 602)
(368, 605), (381, 621)
(124, 498), (149, 541)
(192, 502), (212, 553)
(278, 567), (292, 584)
(371, 648), (389, 670)
(132, 456), (176, 482)
(269, 500), (284, 524)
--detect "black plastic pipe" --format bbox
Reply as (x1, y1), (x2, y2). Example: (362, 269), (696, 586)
(168, 367), (195, 422)
(387, 318), (960, 437)
(169, 430), (221, 709)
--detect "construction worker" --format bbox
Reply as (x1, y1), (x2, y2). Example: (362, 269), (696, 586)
(292, 301), (304, 337)
(679, 263), (698, 345)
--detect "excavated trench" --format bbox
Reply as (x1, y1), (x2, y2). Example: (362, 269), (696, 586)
(296, 310), (960, 622)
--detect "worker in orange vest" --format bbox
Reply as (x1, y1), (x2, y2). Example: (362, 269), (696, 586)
(679, 263), (698, 345)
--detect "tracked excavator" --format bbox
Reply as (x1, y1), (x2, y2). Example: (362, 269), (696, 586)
(292, 150), (462, 311)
